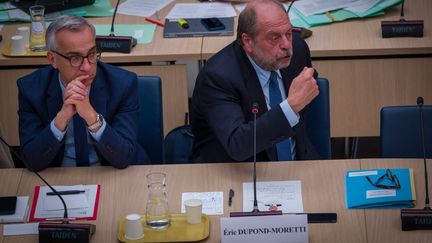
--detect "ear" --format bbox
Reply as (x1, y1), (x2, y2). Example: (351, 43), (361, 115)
(241, 33), (254, 54)
(47, 51), (58, 69)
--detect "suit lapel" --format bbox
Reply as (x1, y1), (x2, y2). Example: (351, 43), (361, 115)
(46, 71), (63, 121)
(89, 71), (107, 117)
(233, 43), (268, 115)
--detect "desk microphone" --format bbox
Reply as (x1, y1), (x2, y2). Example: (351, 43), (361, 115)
(401, 96), (432, 230)
(0, 135), (96, 242)
(96, 0), (137, 53)
(229, 103), (338, 222)
(287, 0), (313, 39)
(230, 103), (283, 217)
(381, 0), (423, 38)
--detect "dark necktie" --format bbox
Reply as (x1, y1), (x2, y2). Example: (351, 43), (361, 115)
(268, 71), (292, 161)
(73, 115), (89, 166)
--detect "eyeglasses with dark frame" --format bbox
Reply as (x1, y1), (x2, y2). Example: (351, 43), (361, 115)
(51, 50), (101, 67)
(365, 169), (401, 189)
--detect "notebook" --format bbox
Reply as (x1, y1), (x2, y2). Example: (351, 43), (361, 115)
(163, 17), (234, 38)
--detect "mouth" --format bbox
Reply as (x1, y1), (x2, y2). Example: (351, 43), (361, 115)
(278, 55), (291, 62)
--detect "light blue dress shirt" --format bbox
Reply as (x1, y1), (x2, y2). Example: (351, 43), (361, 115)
(247, 55), (297, 160)
(50, 76), (106, 166)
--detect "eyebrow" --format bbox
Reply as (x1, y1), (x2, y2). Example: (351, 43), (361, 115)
(64, 46), (97, 56)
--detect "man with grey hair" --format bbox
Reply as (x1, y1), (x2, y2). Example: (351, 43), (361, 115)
(191, 0), (320, 162)
(18, 15), (149, 171)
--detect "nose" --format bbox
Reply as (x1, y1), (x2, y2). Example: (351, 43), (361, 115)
(79, 57), (92, 71)
(279, 35), (292, 50)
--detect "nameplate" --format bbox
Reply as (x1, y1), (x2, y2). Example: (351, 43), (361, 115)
(220, 214), (308, 243)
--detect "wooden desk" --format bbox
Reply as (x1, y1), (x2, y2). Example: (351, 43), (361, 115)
(0, 169), (23, 243)
(0, 160), (362, 243)
(360, 159), (432, 243)
(202, 0), (432, 137)
(0, 0), (198, 145)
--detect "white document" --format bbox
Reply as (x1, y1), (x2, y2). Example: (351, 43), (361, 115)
(165, 3), (237, 19)
(0, 196), (29, 223)
(117, 0), (173, 17)
(181, 191), (223, 215)
(294, 0), (358, 16)
(41, 185), (89, 211)
(235, 2), (300, 21)
(33, 184), (98, 220)
(243, 181), (303, 213)
(3, 223), (39, 236)
(344, 0), (381, 13)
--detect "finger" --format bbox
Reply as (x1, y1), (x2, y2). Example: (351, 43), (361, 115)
(67, 82), (88, 96)
(302, 67), (315, 79)
(73, 75), (90, 84)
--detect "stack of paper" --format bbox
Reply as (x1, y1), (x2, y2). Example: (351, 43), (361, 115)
(290, 0), (401, 28)
(29, 184), (100, 222)
(345, 168), (416, 209)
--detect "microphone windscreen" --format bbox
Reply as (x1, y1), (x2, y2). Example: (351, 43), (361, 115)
(417, 96), (424, 106)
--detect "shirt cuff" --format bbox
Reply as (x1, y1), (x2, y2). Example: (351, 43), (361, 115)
(88, 118), (106, 142)
(50, 120), (66, 141)
(279, 101), (300, 127)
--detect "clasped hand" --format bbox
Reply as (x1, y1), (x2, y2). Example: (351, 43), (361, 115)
(54, 75), (96, 131)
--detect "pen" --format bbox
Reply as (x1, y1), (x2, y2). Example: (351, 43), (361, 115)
(145, 17), (164, 27)
(178, 18), (189, 29)
(46, 190), (85, 196)
(228, 189), (234, 207)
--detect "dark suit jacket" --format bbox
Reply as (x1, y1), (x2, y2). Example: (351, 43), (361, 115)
(191, 33), (320, 163)
(18, 62), (150, 171)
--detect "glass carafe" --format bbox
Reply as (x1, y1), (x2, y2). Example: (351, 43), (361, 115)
(29, 5), (46, 51)
(145, 172), (171, 230)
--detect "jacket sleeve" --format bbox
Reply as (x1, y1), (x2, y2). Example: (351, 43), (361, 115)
(197, 71), (296, 161)
(18, 77), (63, 172)
(93, 74), (148, 167)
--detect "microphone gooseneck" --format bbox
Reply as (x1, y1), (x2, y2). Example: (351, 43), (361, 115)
(400, 0), (405, 20)
(110, 0), (121, 36)
(417, 96), (430, 209)
(286, 0), (295, 14)
(0, 135), (69, 221)
(252, 102), (259, 212)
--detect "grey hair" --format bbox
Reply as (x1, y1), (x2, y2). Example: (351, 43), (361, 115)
(45, 15), (95, 51)
(236, 0), (287, 45)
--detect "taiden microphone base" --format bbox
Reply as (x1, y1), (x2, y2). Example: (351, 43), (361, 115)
(96, 35), (137, 53)
(39, 222), (96, 243)
(401, 208), (432, 230)
(381, 20), (424, 38)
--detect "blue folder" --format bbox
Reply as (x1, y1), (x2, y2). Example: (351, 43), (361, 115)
(345, 168), (416, 209)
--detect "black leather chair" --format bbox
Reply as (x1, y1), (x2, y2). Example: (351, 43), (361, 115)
(137, 76), (164, 164)
(380, 105), (432, 158)
(304, 77), (331, 159)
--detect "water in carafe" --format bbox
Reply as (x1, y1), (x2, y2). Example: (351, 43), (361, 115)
(145, 172), (171, 230)
(29, 5), (46, 51)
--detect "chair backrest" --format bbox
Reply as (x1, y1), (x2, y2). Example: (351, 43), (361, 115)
(137, 76), (164, 164)
(380, 105), (432, 158)
(304, 77), (331, 159)
(164, 125), (194, 164)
